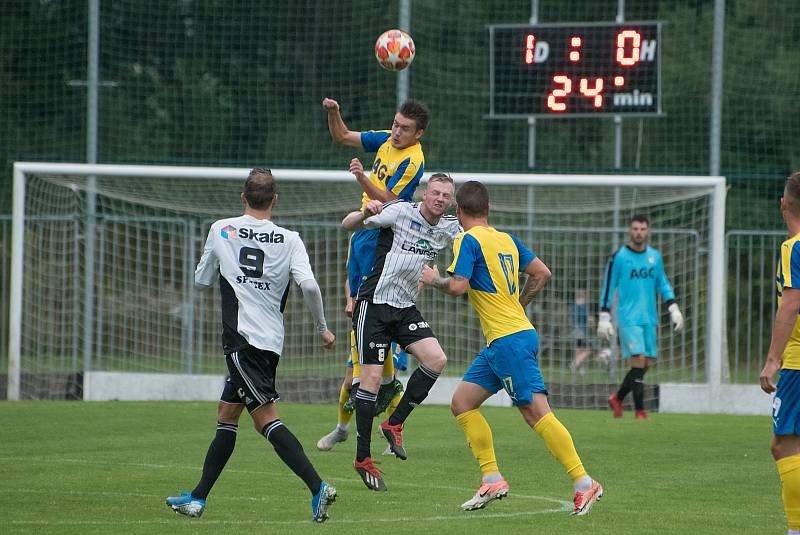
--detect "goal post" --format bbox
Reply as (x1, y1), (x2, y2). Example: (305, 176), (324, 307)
(7, 161), (726, 409)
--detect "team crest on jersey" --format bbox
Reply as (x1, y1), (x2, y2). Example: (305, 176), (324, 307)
(648, 256), (655, 264)
(221, 225), (237, 240)
(410, 220), (422, 231)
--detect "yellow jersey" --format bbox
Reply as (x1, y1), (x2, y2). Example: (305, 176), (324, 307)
(359, 130), (424, 210)
(777, 232), (800, 370)
(448, 226), (536, 345)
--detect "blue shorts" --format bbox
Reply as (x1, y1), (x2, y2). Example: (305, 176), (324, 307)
(619, 324), (657, 358)
(347, 228), (379, 297)
(462, 329), (546, 406)
(774, 369), (800, 436)
(392, 342), (408, 371)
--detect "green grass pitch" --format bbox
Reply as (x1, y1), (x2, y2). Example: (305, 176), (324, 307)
(0, 402), (785, 534)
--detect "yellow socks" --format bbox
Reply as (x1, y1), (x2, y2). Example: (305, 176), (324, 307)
(456, 409), (499, 476)
(337, 382), (352, 427)
(533, 412), (587, 482)
(386, 390), (402, 417)
(778, 455), (800, 530)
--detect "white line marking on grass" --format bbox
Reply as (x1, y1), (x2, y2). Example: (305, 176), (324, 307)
(0, 455), (573, 522)
(11, 505), (568, 527)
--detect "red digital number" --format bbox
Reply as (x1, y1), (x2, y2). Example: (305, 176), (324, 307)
(579, 78), (604, 107)
(525, 34), (535, 64)
(546, 75), (571, 112)
(616, 30), (641, 66)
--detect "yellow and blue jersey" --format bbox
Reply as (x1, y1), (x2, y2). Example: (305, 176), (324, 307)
(447, 226), (536, 345)
(777, 233), (800, 370)
(600, 245), (675, 327)
(359, 130), (424, 209)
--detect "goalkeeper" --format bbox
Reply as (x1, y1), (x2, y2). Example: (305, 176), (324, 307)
(598, 215), (684, 420)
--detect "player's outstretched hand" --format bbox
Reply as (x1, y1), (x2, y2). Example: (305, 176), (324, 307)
(760, 358), (781, 394)
(668, 303), (684, 332)
(321, 329), (336, 349)
(420, 264), (440, 286)
(349, 157), (365, 179)
(597, 312), (615, 341)
(322, 98), (339, 112)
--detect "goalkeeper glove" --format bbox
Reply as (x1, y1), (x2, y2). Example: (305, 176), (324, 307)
(597, 312), (615, 341)
(668, 303), (684, 332)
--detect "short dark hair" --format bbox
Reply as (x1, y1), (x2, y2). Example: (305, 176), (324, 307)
(631, 214), (650, 226)
(398, 99), (430, 131)
(785, 171), (800, 214)
(428, 172), (454, 187)
(456, 180), (489, 218)
(243, 168), (276, 209)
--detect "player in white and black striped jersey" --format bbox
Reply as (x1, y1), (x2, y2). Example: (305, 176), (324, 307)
(340, 173), (461, 491)
(165, 169), (338, 523)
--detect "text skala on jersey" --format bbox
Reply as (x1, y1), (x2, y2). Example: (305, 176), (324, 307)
(238, 228), (285, 243)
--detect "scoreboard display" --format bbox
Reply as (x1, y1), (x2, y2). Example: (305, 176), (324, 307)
(489, 22), (662, 118)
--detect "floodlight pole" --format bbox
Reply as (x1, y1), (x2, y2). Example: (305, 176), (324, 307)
(83, 0), (100, 373)
(709, 0), (725, 176)
(612, 0), (625, 249)
(527, 0), (539, 169)
(397, 0), (411, 108)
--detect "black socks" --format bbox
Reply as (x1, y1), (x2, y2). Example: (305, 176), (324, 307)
(192, 421), (238, 500)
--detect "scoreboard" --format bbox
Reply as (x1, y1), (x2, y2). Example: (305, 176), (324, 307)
(489, 22), (662, 118)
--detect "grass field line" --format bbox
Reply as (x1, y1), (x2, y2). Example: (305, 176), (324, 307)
(0, 454), (573, 518)
(9, 505), (570, 527)
(0, 483), (572, 511)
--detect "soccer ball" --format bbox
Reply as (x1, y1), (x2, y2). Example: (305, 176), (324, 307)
(375, 29), (415, 71)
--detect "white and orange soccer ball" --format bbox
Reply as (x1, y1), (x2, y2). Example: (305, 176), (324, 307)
(374, 29), (415, 71)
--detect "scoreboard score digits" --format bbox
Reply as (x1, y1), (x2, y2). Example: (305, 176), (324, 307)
(489, 22), (662, 117)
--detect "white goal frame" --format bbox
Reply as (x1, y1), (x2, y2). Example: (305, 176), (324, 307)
(8, 162), (727, 406)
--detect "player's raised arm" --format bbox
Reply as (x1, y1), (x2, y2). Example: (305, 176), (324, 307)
(341, 200), (384, 231)
(322, 97), (361, 147)
(761, 287), (800, 393)
(519, 258), (551, 307)
(349, 157), (395, 202)
(194, 225), (219, 290)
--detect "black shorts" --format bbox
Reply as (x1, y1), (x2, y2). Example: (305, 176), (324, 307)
(221, 345), (280, 412)
(352, 299), (435, 366)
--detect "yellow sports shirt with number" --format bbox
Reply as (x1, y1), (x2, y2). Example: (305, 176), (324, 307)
(777, 232), (800, 370)
(447, 226), (536, 345)
(359, 130), (424, 209)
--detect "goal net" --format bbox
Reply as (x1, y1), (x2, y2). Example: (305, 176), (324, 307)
(7, 163), (725, 411)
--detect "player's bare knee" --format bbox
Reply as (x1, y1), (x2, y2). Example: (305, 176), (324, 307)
(217, 401), (244, 424)
(450, 396), (480, 416)
(772, 436), (800, 460)
(450, 396), (469, 416)
(428, 350), (447, 373)
(358, 366), (382, 392)
(772, 439), (784, 460)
